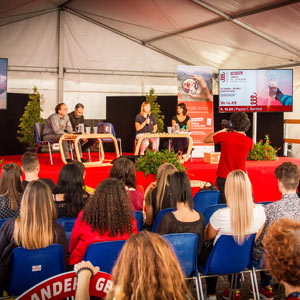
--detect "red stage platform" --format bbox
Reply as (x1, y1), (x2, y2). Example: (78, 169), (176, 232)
(1, 153), (299, 203)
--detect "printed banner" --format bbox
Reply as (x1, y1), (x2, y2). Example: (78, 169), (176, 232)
(0, 58), (7, 110)
(177, 66), (214, 157)
(16, 271), (112, 300)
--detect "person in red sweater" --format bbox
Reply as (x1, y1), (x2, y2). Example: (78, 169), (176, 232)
(204, 112), (253, 203)
(68, 178), (138, 266)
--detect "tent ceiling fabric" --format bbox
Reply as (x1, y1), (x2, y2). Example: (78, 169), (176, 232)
(0, 0), (300, 70)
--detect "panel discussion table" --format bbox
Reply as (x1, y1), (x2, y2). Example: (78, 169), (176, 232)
(59, 133), (120, 167)
(134, 132), (193, 162)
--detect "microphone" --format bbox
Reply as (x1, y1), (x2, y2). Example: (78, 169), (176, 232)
(147, 114), (150, 119)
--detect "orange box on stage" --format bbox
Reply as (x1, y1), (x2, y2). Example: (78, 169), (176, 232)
(204, 152), (220, 164)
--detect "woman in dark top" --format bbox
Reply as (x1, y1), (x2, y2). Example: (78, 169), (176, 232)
(156, 172), (205, 258)
(0, 180), (68, 292)
(53, 164), (89, 218)
(171, 103), (191, 160)
(0, 163), (23, 219)
(144, 163), (177, 228)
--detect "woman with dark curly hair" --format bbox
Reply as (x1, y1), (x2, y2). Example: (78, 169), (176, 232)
(106, 231), (193, 300)
(68, 178), (138, 265)
(263, 218), (300, 300)
(53, 164), (89, 218)
(0, 163), (23, 219)
(110, 157), (143, 211)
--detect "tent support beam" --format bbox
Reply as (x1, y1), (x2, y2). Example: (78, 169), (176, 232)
(190, 0), (300, 58)
(58, 9), (65, 103)
(145, 0), (300, 55)
(64, 8), (193, 66)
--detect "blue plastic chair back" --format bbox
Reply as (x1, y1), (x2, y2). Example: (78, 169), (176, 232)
(56, 217), (76, 244)
(163, 233), (199, 277)
(84, 240), (126, 274)
(134, 211), (143, 232)
(201, 233), (256, 275)
(259, 201), (272, 206)
(193, 190), (220, 214)
(203, 204), (227, 226)
(6, 244), (65, 296)
(0, 218), (8, 229)
(97, 122), (116, 140)
(152, 208), (175, 232)
(34, 122), (43, 144)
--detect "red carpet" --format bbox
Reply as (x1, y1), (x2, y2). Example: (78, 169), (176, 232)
(1, 152), (299, 203)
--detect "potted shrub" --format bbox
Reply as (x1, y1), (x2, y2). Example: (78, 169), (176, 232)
(17, 86), (44, 151)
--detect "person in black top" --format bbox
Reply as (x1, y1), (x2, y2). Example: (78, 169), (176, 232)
(171, 103), (191, 160)
(68, 103), (94, 153)
(21, 152), (55, 191)
(135, 101), (159, 155)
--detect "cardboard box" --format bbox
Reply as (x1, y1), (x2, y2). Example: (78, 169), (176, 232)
(204, 152), (220, 164)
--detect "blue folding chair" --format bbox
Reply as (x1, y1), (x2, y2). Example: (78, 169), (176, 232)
(84, 240), (126, 274)
(6, 244), (65, 296)
(163, 233), (201, 300)
(193, 190), (220, 214)
(203, 204), (227, 226)
(134, 211), (143, 232)
(97, 122), (122, 156)
(198, 234), (258, 300)
(0, 218), (8, 230)
(56, 217), (76, 244)
(152, 208), (175, 233)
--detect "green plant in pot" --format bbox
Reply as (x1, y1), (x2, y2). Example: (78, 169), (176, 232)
(136, 149), (185, 176)
(17, 86), (45, 150)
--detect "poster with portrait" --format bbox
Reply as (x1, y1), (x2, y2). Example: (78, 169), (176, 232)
(0, 58), (8, 110)
(177, 66), (214, 157)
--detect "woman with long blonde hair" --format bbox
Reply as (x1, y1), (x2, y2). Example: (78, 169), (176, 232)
(203, 170), (266, 300)
(0, 180), (68, 292)
(144, 163), (177, 227)
(106, 231), (193, 300)
(0, 163), (23, 218)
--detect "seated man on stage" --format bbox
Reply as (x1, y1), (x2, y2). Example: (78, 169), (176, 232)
(203, 112), (253, 203)
(68, 103), (94, 153)
(43, 103), (87, 163)
(135, 101), (159, 155)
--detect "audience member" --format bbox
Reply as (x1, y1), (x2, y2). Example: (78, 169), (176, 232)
(204, 112), (253, 203)
(106, 231), (193, 300)
(68, 103), (94, 155)
(68, 178), (138, 265)
(0, 163), (23, 219)
(69, 161), (95, 195)
(21, 151), (55, 191)
(263, 218), (300, 300)
(110, 157), (143, 211)
(53, 164), (89, 218)
(144, 163), (177, 227)
(203, 170), (265, 300)
(156, 172), (205, 259)
(254, 162), (300, 299)
(0, 180), (68, 292)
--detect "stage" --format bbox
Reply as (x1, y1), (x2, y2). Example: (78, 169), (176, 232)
(1, 152), (299, 203)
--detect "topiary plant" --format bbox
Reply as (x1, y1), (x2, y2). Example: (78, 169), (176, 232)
(145, 88), (165, 132)
(17, 86), (44, 147)
(136, 149), (185, 176)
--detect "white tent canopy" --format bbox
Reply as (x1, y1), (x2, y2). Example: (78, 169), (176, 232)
(1, 0), (300, 154)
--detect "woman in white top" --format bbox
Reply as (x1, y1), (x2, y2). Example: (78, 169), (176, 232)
(204, 170), (266, 300)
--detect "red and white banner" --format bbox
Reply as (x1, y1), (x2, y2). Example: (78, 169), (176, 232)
(16, 271), (112, 300)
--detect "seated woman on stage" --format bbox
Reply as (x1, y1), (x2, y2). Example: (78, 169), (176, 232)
(53, 164), (89, 218)
(156, 171), (205, 259)
(144, 163), (177, 228)
(202, 170), (266, 300)
(171, 103), (191, 160)
(0, 180), (68, 292)
(135, 101), (159, 155)
(68, 178), (138, 266)
(0, 163), (23, 219)
(110, 157), (143, 211)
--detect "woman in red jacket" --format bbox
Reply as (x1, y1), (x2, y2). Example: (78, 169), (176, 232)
(68, 178), (138, 265)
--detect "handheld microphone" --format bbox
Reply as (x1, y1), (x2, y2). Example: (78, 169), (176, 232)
(147, 114), (150, 119)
